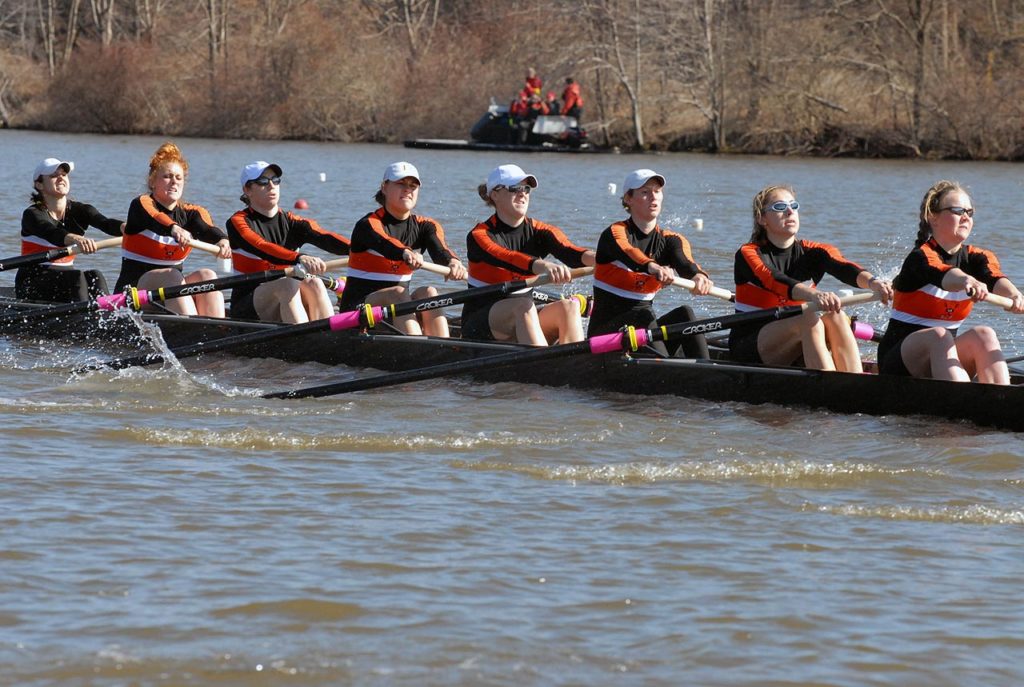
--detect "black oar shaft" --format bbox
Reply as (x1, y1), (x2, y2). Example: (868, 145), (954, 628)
(266, 340), (590, 399)
(0, 248), (72, 272)
(264, 305), (804, 400)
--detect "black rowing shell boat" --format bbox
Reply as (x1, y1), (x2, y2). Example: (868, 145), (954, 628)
(1, 289), (1022, 432)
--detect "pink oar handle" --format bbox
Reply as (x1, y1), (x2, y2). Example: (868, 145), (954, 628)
(95, 290), (152, 311)
(852, 320), (875, 341)
(327, 306), (385, 331)
(588, 328), (651, 354)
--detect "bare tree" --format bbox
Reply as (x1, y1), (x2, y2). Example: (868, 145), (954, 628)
(578, 0), (647, 148)
(88, 0), (114, 45)
(202, 0), (229, 85)
(360, 0), (442, 66)
(131, 0), (166, 41)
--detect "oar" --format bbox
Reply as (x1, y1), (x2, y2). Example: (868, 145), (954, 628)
(264, 291), (879, 400)
(981, 292), (1014, 310)
(79, 267), (594, 372)
(0, 236), (124, 272)
(0, 265), (309, 328)
(670, 276), (735, 303)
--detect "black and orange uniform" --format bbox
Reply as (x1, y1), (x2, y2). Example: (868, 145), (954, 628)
(462, 215), (588, 341)
(588, 218), (709, 358)
(338, 208), (459, 310)
(730, 239), (863, 363)
(877, 238), (1006, 375)
(17, 202), (123, 302)
(226, 206), (350, 319)
(114, 194), (227, 292)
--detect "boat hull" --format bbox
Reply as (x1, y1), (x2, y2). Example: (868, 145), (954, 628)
(2, 294), (1022, 432)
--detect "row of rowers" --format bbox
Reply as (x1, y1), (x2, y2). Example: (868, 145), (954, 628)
(21, 142), (1024, 385)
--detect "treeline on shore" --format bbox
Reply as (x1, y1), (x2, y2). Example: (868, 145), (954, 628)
(1, 0), (1023, 159)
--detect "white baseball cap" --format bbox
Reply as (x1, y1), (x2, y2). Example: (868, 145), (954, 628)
(34, 158), (74, 181)
(240, 161), (283, 186)
(623, 169), (666, 193)
(383, 161), (420, 183)
(485, 164), (538, 195)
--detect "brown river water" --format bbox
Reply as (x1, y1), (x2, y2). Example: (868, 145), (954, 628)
(0, 130), (1022, 686)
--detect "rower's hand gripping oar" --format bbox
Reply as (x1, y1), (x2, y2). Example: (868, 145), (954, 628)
(79, 267), (592, 373)
(0, 236), (124, 272)
(263, 291), (879, 400)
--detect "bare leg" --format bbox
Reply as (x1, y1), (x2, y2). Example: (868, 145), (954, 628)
(185, 268), (225, 318)
(254, 279), (307, 323)
(537, 299), (585, 344)
(298, 279), (334, 320)
(757, 310), (831, 369)
(821, 312), (862, 373)
(411, 285), (448, 337)
(899, 326), (969, 381)
(488, 296), (546, 345)
(955, 326), (1008, 384)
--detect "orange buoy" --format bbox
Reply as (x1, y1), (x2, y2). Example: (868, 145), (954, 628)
(294, 199), (309, 209)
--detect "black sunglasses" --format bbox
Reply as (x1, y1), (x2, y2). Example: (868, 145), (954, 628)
(249, 176), (281, 187)
(940, 206), (974, 218)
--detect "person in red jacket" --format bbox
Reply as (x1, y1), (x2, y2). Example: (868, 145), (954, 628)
(561, 77), (584, 119)
(227, 161), (350, 323)
(524, 67), (542, 95)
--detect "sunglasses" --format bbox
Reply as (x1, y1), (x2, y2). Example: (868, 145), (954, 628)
(503, 184), (532, 195)
(767, 200), (799, 212)
(249, 175), (281, 187)
(940, 206), (974, 218)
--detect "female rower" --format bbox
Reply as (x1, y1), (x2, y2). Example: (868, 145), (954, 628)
(588, 169), (714, 358)
(462, 163), (595, 345)
(17, 158), (125, 302)
(339, 161), (467, 336)
(114, 142), (231, 317)
(877, 180), (1024, 384)
(731, 184), (892, 372)
(226, 161), (350, 323)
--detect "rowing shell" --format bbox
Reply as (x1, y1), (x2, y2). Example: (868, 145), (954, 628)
(1, 289), (1022, 433)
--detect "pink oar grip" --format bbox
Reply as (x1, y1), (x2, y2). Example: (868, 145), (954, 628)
(328, 305), (383, 331)
(328, 311), (362, 331)
(852, 321), (874, 341)
(589, 332), (626, 354)
(96, 293), (127, 311)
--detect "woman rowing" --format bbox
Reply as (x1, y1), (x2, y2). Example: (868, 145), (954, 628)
(17, 158), (125, 302)
(339, 162), (466, 336)
(462, 164), (595, 345)
(588, 169), (714, 358)
(114, 142), (231, 317)
(877, 180), (1024, 384)
(226, 161), (350, 323)
(731, 184), (892, 372)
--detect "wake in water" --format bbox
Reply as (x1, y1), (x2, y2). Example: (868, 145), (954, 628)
(62, 309), (261, 398)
